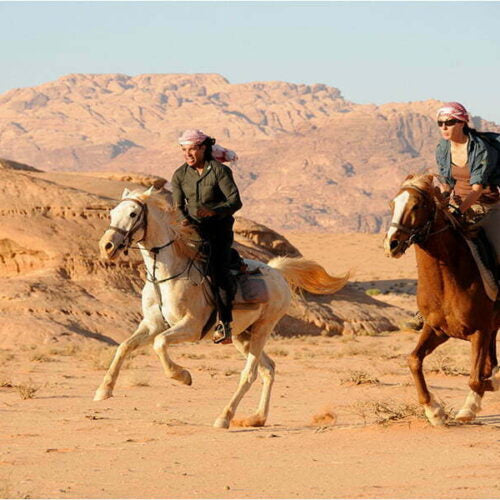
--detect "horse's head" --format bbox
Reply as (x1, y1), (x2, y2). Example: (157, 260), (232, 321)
(384, 174), (438, 258)
(99, 186), (153, 260)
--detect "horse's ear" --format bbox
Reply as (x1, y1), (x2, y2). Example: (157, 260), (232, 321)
(121, 188), (130, 199)
(404, 174), (414, 181)
(143, 185), (155, 197)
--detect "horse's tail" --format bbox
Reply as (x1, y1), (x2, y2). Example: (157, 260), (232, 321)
(267, 257), (349, 295)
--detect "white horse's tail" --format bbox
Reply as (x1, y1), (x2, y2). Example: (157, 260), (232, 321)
(267, 257), (349, 295)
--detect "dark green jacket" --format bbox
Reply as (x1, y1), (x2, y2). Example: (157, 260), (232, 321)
(436, 131), (500, 188)
(170, 160), (242, 223)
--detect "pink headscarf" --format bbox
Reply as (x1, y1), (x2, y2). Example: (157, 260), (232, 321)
(436, 102), (470, 123)
(178, 129), (238, 164)
(178, 129), (208, 146)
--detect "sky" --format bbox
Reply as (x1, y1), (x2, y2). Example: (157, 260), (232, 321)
(1, 1), (500, 123)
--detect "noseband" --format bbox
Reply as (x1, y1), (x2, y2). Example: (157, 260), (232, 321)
(390, 186), (448, 250)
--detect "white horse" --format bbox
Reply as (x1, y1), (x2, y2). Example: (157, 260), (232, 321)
(94, 187), (348, 428)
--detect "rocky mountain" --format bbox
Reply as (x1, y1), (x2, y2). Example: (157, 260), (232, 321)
(0, 161), (409, 347)
(1, 73), (498, 232)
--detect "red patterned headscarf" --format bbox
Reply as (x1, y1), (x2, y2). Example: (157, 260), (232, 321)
(436, 102), (470, 123)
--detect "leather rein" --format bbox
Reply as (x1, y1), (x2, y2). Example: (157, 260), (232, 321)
(390, 186), (450, 250)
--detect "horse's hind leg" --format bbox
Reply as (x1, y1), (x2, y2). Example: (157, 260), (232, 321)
(407, 324), (449, 426)
(214, 320), (271, 429)
(94, 319), (159, 401)
(230, 335), (276, 428)
(456, 330), (495, 422)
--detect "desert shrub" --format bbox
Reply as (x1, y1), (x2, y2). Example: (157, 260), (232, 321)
(16, 380), (40, 400)
(340, 370), (380, 386)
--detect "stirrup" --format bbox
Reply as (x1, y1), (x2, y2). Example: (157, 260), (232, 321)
(213, 322), (232, 344)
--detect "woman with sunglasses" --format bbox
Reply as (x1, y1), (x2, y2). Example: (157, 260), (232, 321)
(436, 101), (500, 270)
(407, 102), (500, 332)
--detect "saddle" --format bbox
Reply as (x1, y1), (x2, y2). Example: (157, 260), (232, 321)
(228, 248), (269, 305)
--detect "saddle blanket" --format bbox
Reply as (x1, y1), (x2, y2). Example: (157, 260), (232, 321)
(464, 238), (498, 302)
(233, 271), (269, 305)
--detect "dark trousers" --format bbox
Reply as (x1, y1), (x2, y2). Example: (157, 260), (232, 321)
(197, 218), (235, 324)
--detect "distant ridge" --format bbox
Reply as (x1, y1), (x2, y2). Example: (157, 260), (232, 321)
(1, 73), (498, 232)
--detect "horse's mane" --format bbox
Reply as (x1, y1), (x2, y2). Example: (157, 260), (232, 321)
(401, 173), (435, 193)
(400, 173), (463, 231)
(131, 189), (203, 260)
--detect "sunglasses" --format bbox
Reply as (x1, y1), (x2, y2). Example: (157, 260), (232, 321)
(437, 119), (460, 128)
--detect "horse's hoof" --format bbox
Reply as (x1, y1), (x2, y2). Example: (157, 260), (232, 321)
(424, 401), (445, 426)
(213, 417), (230, 429)
(173, 370), (192, 386)
(455, 409), (476, 423)
(93, 388), (112, 401)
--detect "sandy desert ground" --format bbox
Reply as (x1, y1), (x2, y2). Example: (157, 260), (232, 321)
(1, 232), (500, 499)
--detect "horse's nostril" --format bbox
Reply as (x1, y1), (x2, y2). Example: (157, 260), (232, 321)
(105, 242), (113, 251)
(390, 240), (399, 251)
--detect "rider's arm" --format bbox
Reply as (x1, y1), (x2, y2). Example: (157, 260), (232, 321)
(211, 165), (243, 217)
(459, 184), (484, 213)
(170, 169), (189, 221)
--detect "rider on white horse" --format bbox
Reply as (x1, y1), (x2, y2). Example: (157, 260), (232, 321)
(170, 129), (242, 344)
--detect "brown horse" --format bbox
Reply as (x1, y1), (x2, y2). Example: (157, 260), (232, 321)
(384, 174), (499, 426)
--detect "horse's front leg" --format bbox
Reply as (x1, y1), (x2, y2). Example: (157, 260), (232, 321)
(94, 317), (162, 401)
(456, 330), (492, 422)
(407, 324), (449, 426)
(153, 316), (203, 386)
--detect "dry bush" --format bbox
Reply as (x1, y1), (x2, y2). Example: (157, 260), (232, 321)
(340, 370), (380, 386)
(350, 399), (423, 425)
(16, 380), (40, 400)
(427, 353), (468, 377)
(48, 344), (82, 357)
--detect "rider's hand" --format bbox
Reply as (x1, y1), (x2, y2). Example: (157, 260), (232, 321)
(197, 207), (216, 217)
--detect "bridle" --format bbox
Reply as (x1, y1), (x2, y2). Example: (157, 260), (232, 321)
(390, 186), (450, 251)
(108, 198), (149, 253)
(107, 196), (206, 301)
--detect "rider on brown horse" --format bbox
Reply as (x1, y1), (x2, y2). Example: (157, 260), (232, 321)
(407, 102), (500, 330)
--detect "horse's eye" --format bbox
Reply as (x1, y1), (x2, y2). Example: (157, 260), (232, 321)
(130, 212), (137, 218)
(412, 205), (419, 211)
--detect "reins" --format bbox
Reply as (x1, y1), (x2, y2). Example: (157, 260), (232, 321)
(107, 196), (208, 324)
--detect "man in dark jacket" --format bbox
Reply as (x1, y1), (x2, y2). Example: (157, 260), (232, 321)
(170, 129), (242, 344)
